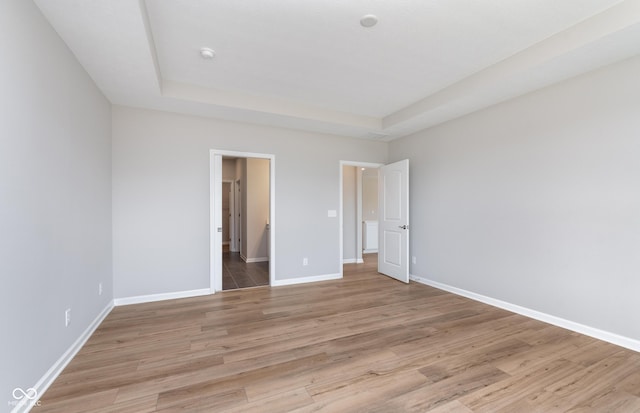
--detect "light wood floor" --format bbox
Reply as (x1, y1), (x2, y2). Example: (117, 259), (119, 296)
(39, 257), (640, 412)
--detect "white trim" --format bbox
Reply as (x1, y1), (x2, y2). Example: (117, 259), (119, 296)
(210, 150), (276, 292)
(272, 273), (341, 287)
(339, 161), (384, 278)
(210, 153), (219, 292)
(245, 257), (269, 263)
(113, 288), (211, 306)
(363, 249), (378, 254)
(222, 179), (234, 249)
(356, 168), (363, 264)
(343, 258), (365, 264)
(12, 301), (114, 413)
(409, 274), (640, 353)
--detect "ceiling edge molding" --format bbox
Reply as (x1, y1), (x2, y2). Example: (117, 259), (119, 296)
(162, 80), (382, 130)
(139, 0), (163, 94)
(383, 0), (640, 131)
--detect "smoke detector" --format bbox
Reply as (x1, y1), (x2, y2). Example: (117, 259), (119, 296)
(360, 14), (378, 28)
(200, 47), (216, 59)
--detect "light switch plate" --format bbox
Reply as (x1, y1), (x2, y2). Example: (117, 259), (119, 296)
(327, 210), (337, 217)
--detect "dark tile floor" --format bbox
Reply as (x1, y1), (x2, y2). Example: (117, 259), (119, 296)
(222, 251), (270, 290)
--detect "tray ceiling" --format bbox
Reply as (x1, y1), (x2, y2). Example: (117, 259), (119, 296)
(34, 0), (640, 140)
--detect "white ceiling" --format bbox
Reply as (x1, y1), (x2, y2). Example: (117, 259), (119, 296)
(33, 0), (640, 141)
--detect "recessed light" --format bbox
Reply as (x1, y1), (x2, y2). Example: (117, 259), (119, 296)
(199, 47), (216, 59)
(360, 14), (378, 28)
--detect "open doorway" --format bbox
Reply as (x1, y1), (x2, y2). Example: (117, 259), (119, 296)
(340, 161), (383, 276)
(210, 151), (275, 292)
(340, 160), (410, 282)
(222, 156), (269, 290)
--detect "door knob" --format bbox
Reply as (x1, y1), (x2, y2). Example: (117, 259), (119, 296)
(398, 225), (408, 230)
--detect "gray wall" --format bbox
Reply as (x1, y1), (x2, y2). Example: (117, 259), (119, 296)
(389, 56), (640, 341)
(0, 0), (112, 403)
(362, 168), (378, 221)
(245, 158), (270, 261)
(222, 158), (236, 180)
(112, 106), (387, 298)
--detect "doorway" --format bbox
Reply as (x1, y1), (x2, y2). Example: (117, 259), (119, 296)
(210, 150), (275, 292)
(339, 160), (410, 283)
(340, 161), (383, 277)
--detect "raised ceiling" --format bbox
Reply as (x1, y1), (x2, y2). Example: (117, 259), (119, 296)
(34, 0), (640, 140)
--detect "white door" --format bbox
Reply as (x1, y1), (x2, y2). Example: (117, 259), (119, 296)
(378, 159), (409, 283)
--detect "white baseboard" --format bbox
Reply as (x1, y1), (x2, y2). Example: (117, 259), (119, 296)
(272, 273), (342, 287)
(363, 249), (378, 254)
(113, 288), (211, 306)
(343, 258), (364, 264)
(12, 301), (114, 413)
(245, 257), (269, 263)
(409, 274), (640, 353)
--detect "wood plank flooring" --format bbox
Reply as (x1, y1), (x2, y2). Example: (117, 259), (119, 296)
(38, 257), (640, 412)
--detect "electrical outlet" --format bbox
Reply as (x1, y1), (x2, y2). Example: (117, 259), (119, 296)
(303, 257), (308, 266)
(412, 256), (417, 265)
(65, 308), (71, 327)
(98, 282), (103, 296)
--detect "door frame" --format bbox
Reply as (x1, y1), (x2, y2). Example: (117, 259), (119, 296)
(234, 178), (241, 253)
(210, 150), (276, 293)
(339, 161), (384, 278)
(222, 179), (234, 248)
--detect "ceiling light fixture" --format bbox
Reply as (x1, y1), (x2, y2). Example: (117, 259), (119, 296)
(360, 14), (378, 28)
(199, 47), (216, 59)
